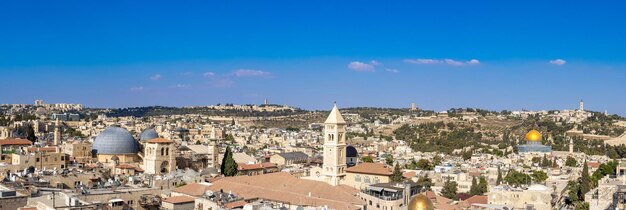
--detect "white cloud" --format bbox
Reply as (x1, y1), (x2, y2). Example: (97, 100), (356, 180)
(468, 59), (480, 65)
(203, 72), (216, 77)
(150, 74), (162, 80)
(385, 68), (400, 73)
(174, 84), (192, 88)
(233, 69), (272, 78)
(348, 61), (376, 72)
(404, 58), (480, 66)
(370, 60), (383, 66)
(549, 59), (566, 65)
(130, 86), (145, 91)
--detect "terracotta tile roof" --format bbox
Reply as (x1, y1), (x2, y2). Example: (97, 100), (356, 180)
(0, 138), (33, 146)
(346, 163), (393, 176)
(146, 138), (174, 144)
(403, 171), (417, 179)
(206, 172), (364, 210)
(463, 195), (488, 205)
(172, 183), (214, 197)
(163, 195), (195, 204)
(238, 162), (277, 171)
(587, 161), (600, 168)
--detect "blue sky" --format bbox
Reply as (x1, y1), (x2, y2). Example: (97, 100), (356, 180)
(1, 1), (625, 115)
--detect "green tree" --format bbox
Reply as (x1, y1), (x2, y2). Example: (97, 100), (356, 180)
(26, 125), (36, 142)
(432, 155), (442, 166)
(417, 174), (433, 190)
(469, 176), (480, 195)
(478, 176), (488, 194)
(390, 164), (403, 182)
(441, 178), (458, 200)
(531, 170), (548, 183)
(416, 159), (433, 170)
(566, 156), (578, 167)
(361, 156), (374, 163)
(567, 180), (582, 202)
(385, 155), (394, 166)
(541, 154), (551, 167)
(220, 147), (238, 176)
(575, 202), (589, 210)
(581, 160), (591, 195)
(504, 169), (531, 187)
(225, 134), (235, 142)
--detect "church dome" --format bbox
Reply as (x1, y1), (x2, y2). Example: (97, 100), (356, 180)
(139, 129), (159, 141)
(93, 126), (138, 154)
(408, 193), (434, 210)
(525, 129), (542, 141)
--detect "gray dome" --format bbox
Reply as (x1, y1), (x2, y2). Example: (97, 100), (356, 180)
(93, 127), (138, 154)
(139, 129), (159, 141)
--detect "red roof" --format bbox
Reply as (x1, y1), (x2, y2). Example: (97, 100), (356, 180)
(346, 163), (393, 176)
(464, 195), (488, 205)
(0, 138), (33, 146)
(587, 162), (601, 168)
(238, 162), (277, 171)
(402, 171), (417, 179)
(163, 195), (195, 204)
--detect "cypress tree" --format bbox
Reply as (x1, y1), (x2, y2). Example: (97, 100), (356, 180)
(581, 160), (591, 195)
(221, 147), (238, 176)
(390, 163), (403, 182)
(478, 176), (488, 194)
(469, 176), (480, 195)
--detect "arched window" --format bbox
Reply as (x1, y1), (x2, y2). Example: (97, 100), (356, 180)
(166, 147), (169, 156)
(161, 147), (164, 156)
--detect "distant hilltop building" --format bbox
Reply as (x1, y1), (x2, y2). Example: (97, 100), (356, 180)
(34, 99), (44, 106)
(517, 129), (552, 154)
(579, 99), (584, 112)
(411, 102), (417, 111)
(186, 103), (295, 112)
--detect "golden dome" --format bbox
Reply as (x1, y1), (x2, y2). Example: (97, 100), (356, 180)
(408, 193), (434, 210)
(525, 129), (542, 141)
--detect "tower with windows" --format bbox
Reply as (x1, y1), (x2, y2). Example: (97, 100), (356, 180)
(323, 103), (347, 186)
(143, 138), (175, 174)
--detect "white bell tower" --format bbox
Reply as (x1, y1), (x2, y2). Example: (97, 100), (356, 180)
(323, 103), (347, 186)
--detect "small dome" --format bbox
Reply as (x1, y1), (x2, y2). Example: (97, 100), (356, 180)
(408, 193), (434, 210)
(346, 145), (358, 157)
(140, 129), (159, 141)
(93, 126), (138, 154)
(525, 129), (542, 141)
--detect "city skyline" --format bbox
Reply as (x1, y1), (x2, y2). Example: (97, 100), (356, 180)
(1, 1), (625, 115)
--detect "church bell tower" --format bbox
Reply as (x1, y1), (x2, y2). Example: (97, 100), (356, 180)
(323, 103), (347, 186)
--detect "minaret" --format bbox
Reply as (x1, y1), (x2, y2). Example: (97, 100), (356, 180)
(264, 98), (268, 106)
(323, 103), (347, 186)
(411, 102), (417, 111)
(53, 119), (61, 146)
(207, 139), (219, 168)
(579, 99), (584, 112)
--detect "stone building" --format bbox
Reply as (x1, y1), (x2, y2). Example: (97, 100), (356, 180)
(143, 138), (175, 174)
